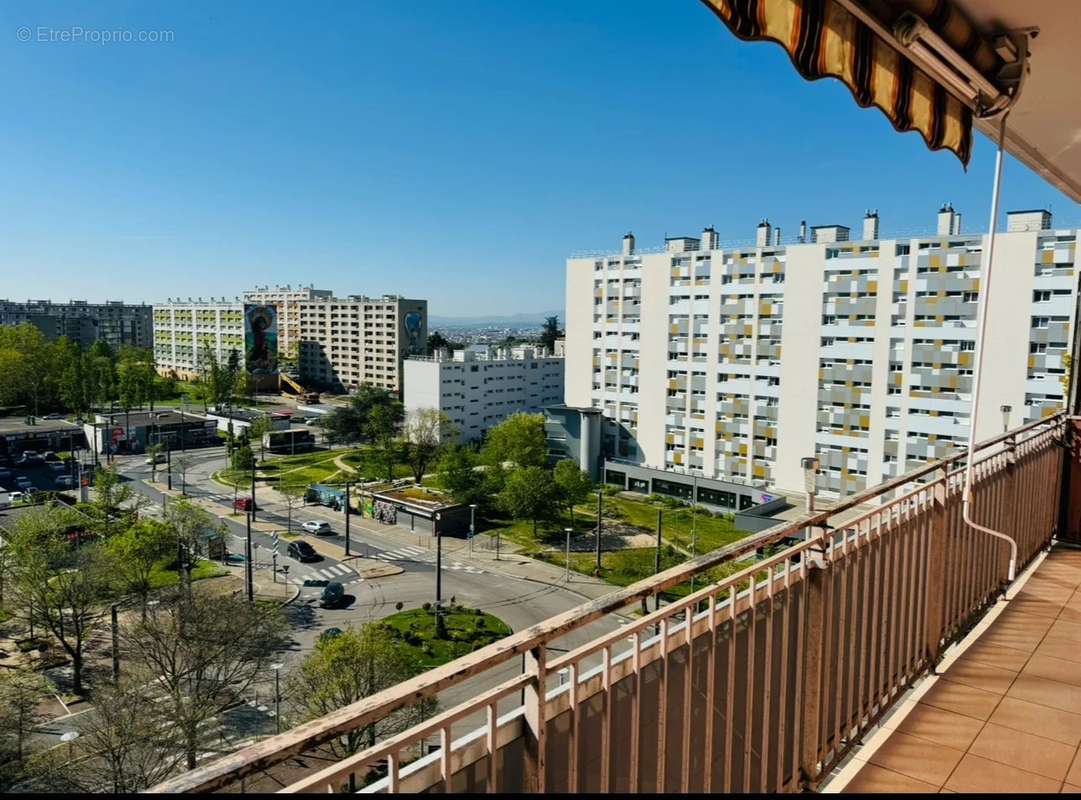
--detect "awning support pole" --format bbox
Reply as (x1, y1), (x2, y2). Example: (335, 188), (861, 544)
(962, 112), (1018, 588)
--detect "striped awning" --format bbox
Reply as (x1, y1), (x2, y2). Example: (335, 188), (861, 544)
(699, 0), (1007, 167)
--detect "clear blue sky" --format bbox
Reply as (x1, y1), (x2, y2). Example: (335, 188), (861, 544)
(2, 1), (1077, 318)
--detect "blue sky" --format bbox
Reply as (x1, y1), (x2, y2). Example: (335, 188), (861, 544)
(1, 1), (1077, 318)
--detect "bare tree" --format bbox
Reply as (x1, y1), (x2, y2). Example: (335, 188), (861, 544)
(279, 482), (307, 535)
(121, 594), (289, 769)
(0, 669), (54, 767)
(7, 506), (114, 695)
(70, 679), (184, 793)
(403, 408), (456, 484)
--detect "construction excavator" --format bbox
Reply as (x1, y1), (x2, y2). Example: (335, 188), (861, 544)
(279, 372), (320, 404)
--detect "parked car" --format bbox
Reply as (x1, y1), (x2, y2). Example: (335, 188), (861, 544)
(43, 451), (60, 462)
(319, 582), (345, 608)
(233, 497), (254, 512)
(15, 452), (41, 466)
(0, 468), (11, 483)
(287, 540), (320, 563)
(301, 520), (333, 535)
(8, 491), (24, 503)
(145, 452), (166, 465)
(47, 461), (67, 473)
(43, 413), (64, 420)
(14, 476), (33, 491)
(54, 475), (76, 489)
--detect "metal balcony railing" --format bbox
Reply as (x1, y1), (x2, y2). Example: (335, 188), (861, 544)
(151, 412), (1069, 794)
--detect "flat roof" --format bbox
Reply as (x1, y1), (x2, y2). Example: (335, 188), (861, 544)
(0, 416), (83, 436)
(97, 410), (208, 426)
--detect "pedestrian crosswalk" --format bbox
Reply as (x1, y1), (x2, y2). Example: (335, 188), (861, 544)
(288, 562), (364, 586)
(369, 544), (484, 574)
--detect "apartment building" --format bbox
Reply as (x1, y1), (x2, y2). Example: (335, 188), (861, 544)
(241, 284), (332, 364)
(152, 298), (246, 380)
(565, 207), (1079, 498)
(298, 295), (427, 396)
(404, 344), (564, 442)
(0, 299), (153, 349)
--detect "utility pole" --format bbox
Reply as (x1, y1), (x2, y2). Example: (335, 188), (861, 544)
(434, 512), (445, 638)
(469, 504), (476, 557)
(166, 440), (172, 491)
(111, 604), (120, 681)
(690, 475), (698, 593)
(654, 507), (663, 611)
(250, 460), (257, 522)
(595, 488), (603, 573)
(344, 481), (351, 556)
(565, 527), (573, 583)
(245, 512), (254, 603)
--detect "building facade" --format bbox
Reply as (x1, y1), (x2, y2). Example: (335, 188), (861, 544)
(241, 285), (332, 366)
(152, 299), (246, 380)
(405, 345), (565, 442)
(298, 295), (427, 396)
(0, 299), (153, 350)
(564, 208), (1079, 498)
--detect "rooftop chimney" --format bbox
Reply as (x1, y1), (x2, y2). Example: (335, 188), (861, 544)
(937, 203), (956, 236)
(756, 218), (772, 248)
(952, 212), (962, 235)
(622, 232), (636, 256)
(1006, 209), (1052, 232)
(773, 227), (782, 246)
(798, 220), (807, 243)
(701, 226), (718, 251)
(862, 210), (880, 240)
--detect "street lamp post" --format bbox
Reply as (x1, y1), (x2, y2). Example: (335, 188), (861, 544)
(595, 488), (603, 574)
(565, 527), (573, 583)
(1000, 404), (1012, 434)
(166, 440), (173, 491)
(344, 482), (352, 557)
(654, 507), (663, 611)
(250, 459), (257, 522)
(469, 504), (476, 557)
(801, 456), (820, 514)
(690, 474), (698, 593)
(434, 512), (445, 638)
(270, 663), (283, 734)
(245, 512), (254, 603)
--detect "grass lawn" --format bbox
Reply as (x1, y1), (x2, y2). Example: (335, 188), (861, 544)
(215, 447), (413, 489)
(537, 546), (755, 601)
(379, 606), (512, 671)
(148, 557), (228, 589)
(338, 450), (413, 482)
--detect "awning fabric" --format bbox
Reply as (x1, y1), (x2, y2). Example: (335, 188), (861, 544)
(698, 0), (1004, 167)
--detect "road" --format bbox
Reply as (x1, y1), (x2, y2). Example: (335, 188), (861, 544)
(105, 444), (629, 757)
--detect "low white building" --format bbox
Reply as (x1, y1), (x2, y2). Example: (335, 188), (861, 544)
(404, 345), (564, 442)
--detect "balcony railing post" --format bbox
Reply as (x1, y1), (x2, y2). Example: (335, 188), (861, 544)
(521, 645), (547, 792)
(923, 466), (950, 667)
(798, 540), (830, 789)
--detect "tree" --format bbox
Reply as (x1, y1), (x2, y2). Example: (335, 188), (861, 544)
(368, 399), (405, 482)
(436, 445), (483, 503)
(146, 442), (164, 482)
(106, 519), (174, 615)
(248, 414), (273, 464)
(499, 466), (558, 538)
(280, 483), (307, 535)
(539, 315), (562, 354)
(200, 346), (241, 413)
(0, 670), (54, 767)
(403, 408), (455, 483)
(320, 385), (400, 446)
(481, 412), (547, 468)
(286, 625), (437, 764)
(553, 460), (594, 527)
(6, 506), (115, 694)
(164, 499), (225, 572)
(69, 679), (183, 793)
(426, 331), (450, 354)
(231, 441), (254, 472)
(79, 464), (143, 537)
(121, 593), (288, 769)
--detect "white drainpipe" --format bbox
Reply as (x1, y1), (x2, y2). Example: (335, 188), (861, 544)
(962, 112), (1018, 586)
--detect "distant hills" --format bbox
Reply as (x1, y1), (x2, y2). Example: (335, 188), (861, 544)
(428, 310), (564, 327)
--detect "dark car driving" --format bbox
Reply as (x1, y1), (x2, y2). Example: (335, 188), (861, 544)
(320, 582), (344, 608)
(287, 540), (320, 563)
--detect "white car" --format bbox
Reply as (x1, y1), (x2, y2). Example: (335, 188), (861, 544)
(301, 520), (333, 535)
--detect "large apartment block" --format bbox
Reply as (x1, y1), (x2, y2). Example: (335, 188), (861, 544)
(565, 207), (1079, 498)
(0, 299), (152, 350)
(242, 284), (332, 364)
(298, 295), (427, 396)
(152, 299), (245, 379)
(404, 344), (564, 442)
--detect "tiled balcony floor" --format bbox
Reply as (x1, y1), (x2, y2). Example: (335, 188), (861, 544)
(834, 546), (1081, 793)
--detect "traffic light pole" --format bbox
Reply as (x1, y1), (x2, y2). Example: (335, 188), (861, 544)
(245, 512), (254, 603)
(344, 481), (351, 557)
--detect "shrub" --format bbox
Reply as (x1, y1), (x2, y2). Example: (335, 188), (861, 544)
(422, 602), (431, 612)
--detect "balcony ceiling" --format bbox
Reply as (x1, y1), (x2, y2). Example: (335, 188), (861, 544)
(960, 0), (1081, 202)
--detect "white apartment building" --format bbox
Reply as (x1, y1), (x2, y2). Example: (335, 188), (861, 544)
(242, 285), (332, 364)
(152, 298), (245, 380)
(298, 295), (427, 396)
(565, 207), (1079, 498)
(404, 344), (565, 442)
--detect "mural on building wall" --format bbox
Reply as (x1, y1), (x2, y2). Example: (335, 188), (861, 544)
(403, 311), (424, 355)
(244, 304), (279, 374)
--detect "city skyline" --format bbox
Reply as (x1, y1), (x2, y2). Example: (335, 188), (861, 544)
(2, 0), (1078, 316)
